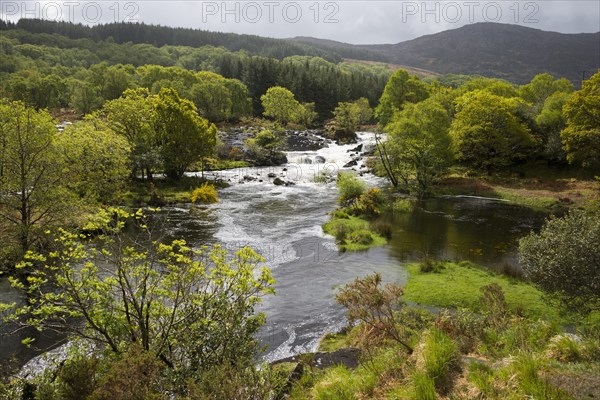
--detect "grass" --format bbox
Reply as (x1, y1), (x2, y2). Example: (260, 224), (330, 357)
(403, 261), (567, 324)
(322, 213), (387, 251)
(318, 332), (349, 352)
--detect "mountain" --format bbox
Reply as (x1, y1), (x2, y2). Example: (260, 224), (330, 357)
(292, 23), (600, 86)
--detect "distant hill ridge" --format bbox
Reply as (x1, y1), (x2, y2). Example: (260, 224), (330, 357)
(292, 22), (600, 86)
(2, 19), (598, 85)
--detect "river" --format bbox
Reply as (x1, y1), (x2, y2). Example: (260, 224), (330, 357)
(1, 131), (547, 371)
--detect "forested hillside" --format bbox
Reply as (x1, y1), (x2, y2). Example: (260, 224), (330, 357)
(0, 20), (392, 119)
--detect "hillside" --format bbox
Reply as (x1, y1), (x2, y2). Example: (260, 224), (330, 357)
(293, 23), (600, 86)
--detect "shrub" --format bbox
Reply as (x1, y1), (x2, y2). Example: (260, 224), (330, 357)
(545, 334), (583, 363)
(336, 273), (413, 353)
(347, 229), (374, 245)
(336, 172), (366, 207)
(479, 283), (509, 327)
(355, 188), (385, 218)
(419, 258), (446, 274)
(519, 209), (600, 313)
(391, 198), (414, 213)
(190, 182), (219, 204)
(89, 346), (164, 400)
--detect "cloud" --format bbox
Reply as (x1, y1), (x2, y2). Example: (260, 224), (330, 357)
(1, 1), (598, 44)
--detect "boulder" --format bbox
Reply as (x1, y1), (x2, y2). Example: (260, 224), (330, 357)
(273, 177), (285, 186)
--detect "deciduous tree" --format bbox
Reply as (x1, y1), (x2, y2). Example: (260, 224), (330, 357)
(560, 71), (600, 171)
(449, 90), (534, 173)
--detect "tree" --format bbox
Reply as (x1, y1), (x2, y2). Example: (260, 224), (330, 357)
(560, 71), (600, 171)
(55, 118), (131, 203)
(70, 81), (103, 115)
(0, 100), (69, 257)
(384, 98), (453, 196)
(519, 209), (600, 313)
(535, 91), (571, 162)
(330, 102), (361, 134)
(449, 90), (535, 173)
(375, 69), (429, 127)
(519, 73), (573, 116)
(297, 102), (318, 127)
(152, 88), (217, 179)
(245, 129), (287, 166)
(353, 97), (373, 124)
(190, 80), (232, 122)
(103, 88), (160, 180)
(260, 86), (303, 124)
(2, 208), (276, 388)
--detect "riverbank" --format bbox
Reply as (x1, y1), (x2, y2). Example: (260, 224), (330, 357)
(436, 165), (599, 213)
(282, 261), (600, 399)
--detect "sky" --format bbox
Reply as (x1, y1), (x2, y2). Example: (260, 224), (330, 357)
(1, 1), (599, 44)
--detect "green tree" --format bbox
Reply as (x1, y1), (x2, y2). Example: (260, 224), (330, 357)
(384, 98), (453, 196)
(535, 91), (572, 162)
(449, 90), (535, 173)
(560, 71), (600, 171)
(519, 73), (573, 116)
(375, 69), (429, 127)
(70, 81), (103, 115)
(297, 102), (318, 127)
(245, 129), (287, 166)
(0, 100), (69, 257)
(336, 172), (366, 208)
(353, 97), (373, 124)
(103, 88), (161, 180)
(519, 209), (600, 313)
(191, 72), (234, 122)
(56, 118), (131, 203)
(260, 86), (303, 124)
(152, 88), (217, 179)
(2, 208), (275, 388)
(331, 102), (360, 134)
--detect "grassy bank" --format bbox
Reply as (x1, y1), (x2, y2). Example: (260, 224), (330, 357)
(322, 212), (387, 251)
(403, 261), (567, 324)
(437, 166), (599, 212)
(283, 261), (600, 399)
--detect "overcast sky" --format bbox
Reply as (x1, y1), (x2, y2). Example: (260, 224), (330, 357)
(1, 1), (599, 44)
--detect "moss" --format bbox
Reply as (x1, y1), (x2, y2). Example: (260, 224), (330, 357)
(404, 261), (567, 324)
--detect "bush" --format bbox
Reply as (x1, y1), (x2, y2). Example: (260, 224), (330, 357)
(89, 346), (164, 400)
(390, 198), (414, 213)
(419, 259), (446, 273)
(190, 182), (219, 204)
(336, 273), (413, 353)
(519, 209), (600, 313)
(355, 188), (385, 218)
(336, 172), (366, 207)
(347, 229), (374, 245)
(545, 334), (583, 363)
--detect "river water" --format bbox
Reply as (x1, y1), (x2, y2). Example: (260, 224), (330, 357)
(1, 132), (547, 370)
